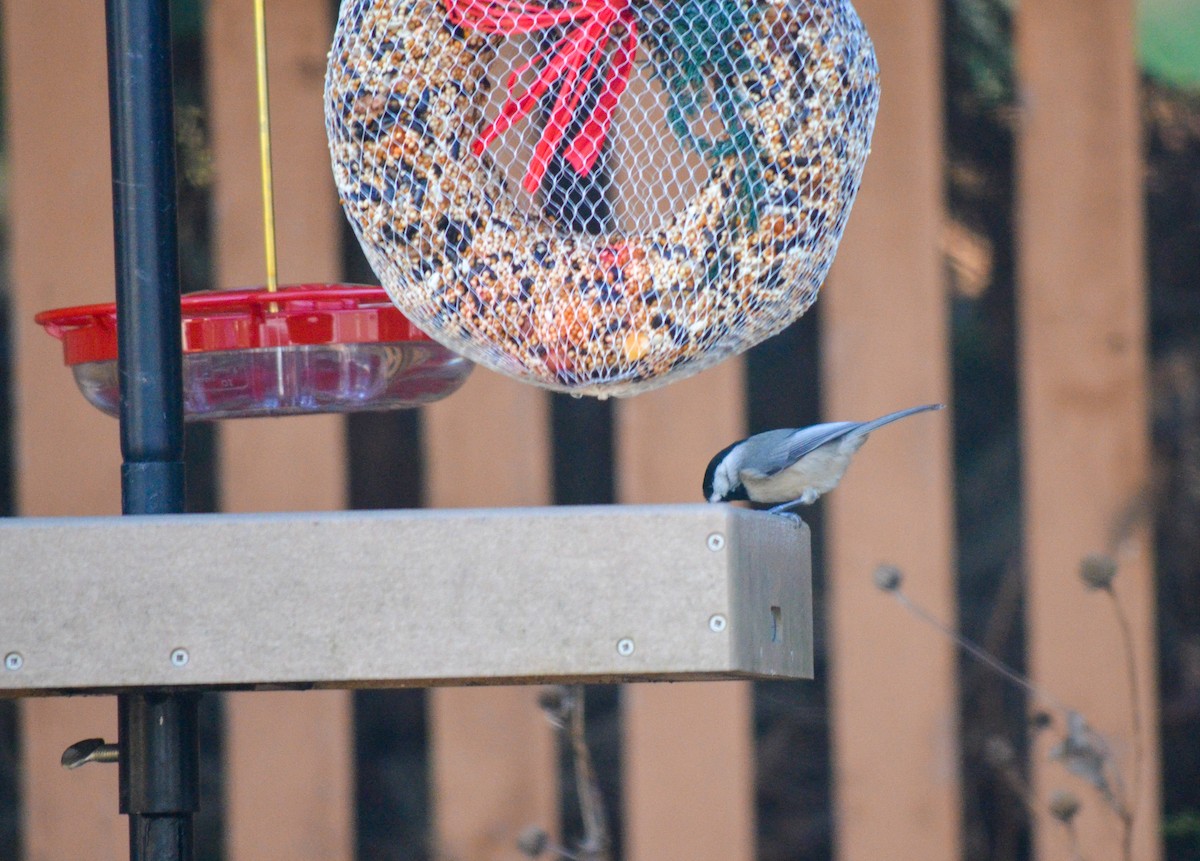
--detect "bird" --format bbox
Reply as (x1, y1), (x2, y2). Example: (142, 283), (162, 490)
(702, 404), (945, 513)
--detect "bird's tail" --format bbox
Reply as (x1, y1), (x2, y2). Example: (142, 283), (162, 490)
(852, 403), (945, 437)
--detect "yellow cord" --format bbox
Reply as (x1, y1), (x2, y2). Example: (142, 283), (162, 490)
(254, 0), (279, 295)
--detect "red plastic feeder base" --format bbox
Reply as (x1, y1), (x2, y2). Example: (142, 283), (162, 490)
(36, 284), (472, 420)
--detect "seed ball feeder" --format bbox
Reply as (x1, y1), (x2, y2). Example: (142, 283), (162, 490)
(36, 1), (471, 420)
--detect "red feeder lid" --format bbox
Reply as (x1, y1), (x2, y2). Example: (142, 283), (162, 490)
(36, 284), (431, 366)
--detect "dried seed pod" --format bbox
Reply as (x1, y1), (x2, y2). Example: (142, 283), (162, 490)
(872, 563), (903, 592)
(1080, 553), (1118, 591)
(516, 826), (551, 857)
(1048, 789), (1081, 824)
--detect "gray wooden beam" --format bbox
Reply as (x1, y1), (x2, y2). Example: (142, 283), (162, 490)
(0, 505), (811, 695)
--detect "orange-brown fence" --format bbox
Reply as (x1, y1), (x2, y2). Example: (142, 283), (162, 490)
(0, 1), (1159, 860)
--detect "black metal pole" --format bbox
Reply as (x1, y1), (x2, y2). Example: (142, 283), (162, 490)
(104, 0), (196, 859)
(118, 694), (200, 859)
(105, 0), (185, 505)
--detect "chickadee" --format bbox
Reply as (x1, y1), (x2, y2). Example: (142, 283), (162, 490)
(703, 404), (945, 513)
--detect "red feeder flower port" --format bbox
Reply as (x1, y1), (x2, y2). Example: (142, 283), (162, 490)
(36, 284), (472, 420)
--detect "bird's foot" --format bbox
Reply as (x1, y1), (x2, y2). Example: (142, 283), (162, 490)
(767, 499), (805, 515)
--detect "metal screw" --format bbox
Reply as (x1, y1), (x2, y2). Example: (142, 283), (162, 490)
(706, 532), (726, 552)
(4, 653), (23, 672)
(709, 614), (728, 633)
(616, 638), (635, 657)
(170, 648), (190, 668)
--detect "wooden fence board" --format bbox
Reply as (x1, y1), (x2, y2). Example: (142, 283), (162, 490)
(616, 364), (755, 861)
(1015, 2), (1161, 859)
(820, 2), (961, 860)
(207, 3), (354, 860)
(424, 373), (558, 861)
(16, 701), (126, 861)
(223, 692), (354, 861)
(3, 2), (120, 514)
(3, 2), (126, 859)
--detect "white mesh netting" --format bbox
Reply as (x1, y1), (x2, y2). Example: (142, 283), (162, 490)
(325, 0), (879, 397)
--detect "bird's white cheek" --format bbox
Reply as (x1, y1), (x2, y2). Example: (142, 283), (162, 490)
(715, 464), (738, 501)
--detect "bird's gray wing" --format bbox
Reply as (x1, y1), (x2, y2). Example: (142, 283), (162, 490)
(738, 423), (859, 479)
(736, 405), (944, 480)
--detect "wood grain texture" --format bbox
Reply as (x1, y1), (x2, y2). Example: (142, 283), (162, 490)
(616, 362), (756, 861)
(424, 370), (559, 861)
(1015, 2), (1161, 859)
(820, 2), (961, 860)
(2, 1), (126, 858)
(207, 2), (353, 860)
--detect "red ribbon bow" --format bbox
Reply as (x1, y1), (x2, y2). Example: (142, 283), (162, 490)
(445, 0), (639, 193)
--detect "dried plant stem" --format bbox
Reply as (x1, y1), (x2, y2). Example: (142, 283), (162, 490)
(1106, 587), (1141, 861)
(567, 686), (611, 861)
(885, 567), (1141, 860)
(1064, 819), (1086, 861)
(891, 589), (1072, 715)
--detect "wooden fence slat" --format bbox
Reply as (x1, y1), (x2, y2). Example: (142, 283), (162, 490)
(615, 364), (755, 861)
(424, 374), (559, 861)
(3, 0), (121, 515)
(1015, 2), (1161, 859)
(820, 2), (961, 860)
(207, 3), (354, 860)
(621, 682), (755, 861)
(16, 701), (125, 861)
(3, 2), (127, 859)
(223, 692), (355, 861)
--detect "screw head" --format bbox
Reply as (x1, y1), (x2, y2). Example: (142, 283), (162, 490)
(170, 648), (190, 668)
(709, 614), (728, 633)
(706, 532), (726, 552)
(616, 638), (635, 657)
(4, 653), (23, 672)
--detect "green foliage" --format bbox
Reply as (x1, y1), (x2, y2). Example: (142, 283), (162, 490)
(1140, 0), (1200, 90)
(947, 0), (1015, 110)
(1163, 810), (1200, 839)
(1164, 811), (1200, 861)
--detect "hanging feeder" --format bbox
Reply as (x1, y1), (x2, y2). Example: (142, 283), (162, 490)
(36, 1), (472, 420)
(325, 0), (879, 397)
(36, 284), (471, 420)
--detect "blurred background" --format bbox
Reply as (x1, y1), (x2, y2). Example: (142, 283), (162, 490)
(0, 0), (1197, 860)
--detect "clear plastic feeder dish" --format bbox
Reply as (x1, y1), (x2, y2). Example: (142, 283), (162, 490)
(36, 285), (472, 420)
